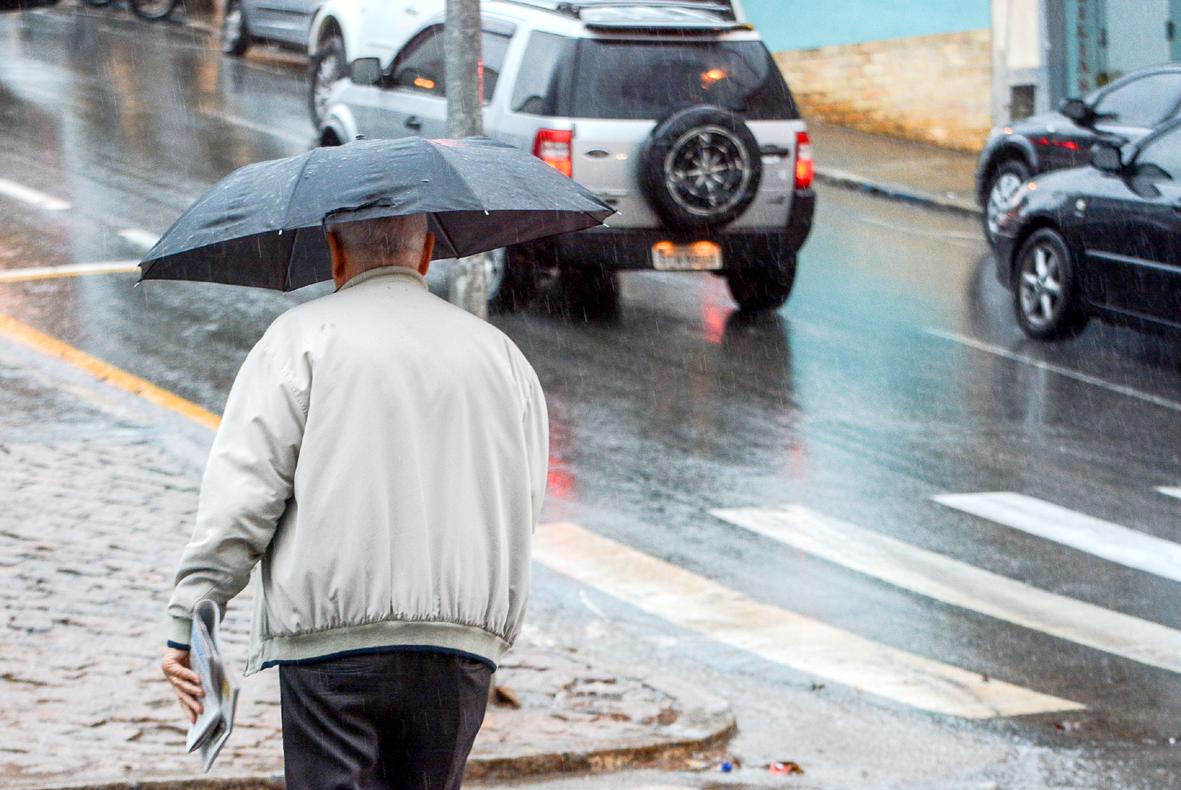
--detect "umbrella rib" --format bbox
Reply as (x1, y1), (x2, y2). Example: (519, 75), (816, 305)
(282, 149), (322, 289)
(283, 148), (320, 229)
(432, 213), (462, 259)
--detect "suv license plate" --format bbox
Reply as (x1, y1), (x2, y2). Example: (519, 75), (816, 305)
(651, 241), (723, 271)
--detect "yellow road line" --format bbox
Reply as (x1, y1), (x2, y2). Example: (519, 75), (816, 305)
(0, 313), (221, 431)
(0, 261), (141, 283)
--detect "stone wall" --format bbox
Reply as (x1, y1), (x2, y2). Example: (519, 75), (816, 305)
(772, 29), (992, 153)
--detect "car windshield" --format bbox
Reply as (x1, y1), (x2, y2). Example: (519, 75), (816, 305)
(569, 39), (798, 120)
(1090, 72), (1181, 127)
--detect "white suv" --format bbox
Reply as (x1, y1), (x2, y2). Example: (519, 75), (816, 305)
(319, 0), (815, 312)
(305, 0), (749, 124)
(306, 0), (436, 125)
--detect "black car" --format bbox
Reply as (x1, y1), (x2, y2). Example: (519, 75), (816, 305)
(978, 63), (1181, 244)
(1, 0), (57, 9)
(992, 118), (1181, 340)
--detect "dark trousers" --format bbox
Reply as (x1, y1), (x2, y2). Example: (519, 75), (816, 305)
(279, 651), (492, 790)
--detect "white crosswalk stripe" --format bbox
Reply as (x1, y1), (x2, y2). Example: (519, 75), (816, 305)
(117, 228), (160, 250)
(0, 178), (70, 211)
(712, 505), (1181, 675)
(933, 492), (1181, 585)
(534, 521), (1083, 719)
(1158, 487), (1181, 501)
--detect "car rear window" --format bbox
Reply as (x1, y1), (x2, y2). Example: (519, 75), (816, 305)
(568, 39), (798, 121)
(511, 32), (577, 115)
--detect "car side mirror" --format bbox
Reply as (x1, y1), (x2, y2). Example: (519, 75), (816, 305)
(1059, 97), (1094, 127)
(349, 58), (382, 87)
(1090, 141), (1123, 173)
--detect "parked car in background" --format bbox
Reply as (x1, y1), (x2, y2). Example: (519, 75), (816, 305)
(220, 0), (428, 126)
(977, 63), (1181, 245)
(305, 0), (442, 126)
(221, 0), (321, 58)
(218, 0), (429, 126)
(319, 0), (814, 313)
(992, 118), (1181, 340)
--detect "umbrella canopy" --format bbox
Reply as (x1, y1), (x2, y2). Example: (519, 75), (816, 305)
(138, 136), (614, 291)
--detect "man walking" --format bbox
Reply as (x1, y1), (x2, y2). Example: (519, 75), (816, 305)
(161, 213), (549, 788)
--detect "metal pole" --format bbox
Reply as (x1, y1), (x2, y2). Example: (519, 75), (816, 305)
(444, 0), (488, 318)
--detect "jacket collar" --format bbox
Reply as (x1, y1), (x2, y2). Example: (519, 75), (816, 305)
(338, 265), (427, 292)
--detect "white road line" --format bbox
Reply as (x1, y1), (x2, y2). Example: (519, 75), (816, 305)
(933, 492), (1181, 585)
(924, 328), (1181, 414)
(117, 228), (159, 250)
(534, 521), (1082, 719)
(0, 260), (140, 283)
(0, 178), (70, 211)
(199, 109), (309, 147)
(713, 505), (1181, 675)
(1158, 487), (1181, 501)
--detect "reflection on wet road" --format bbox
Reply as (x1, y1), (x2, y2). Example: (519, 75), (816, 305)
(2, 8), (1181, 785)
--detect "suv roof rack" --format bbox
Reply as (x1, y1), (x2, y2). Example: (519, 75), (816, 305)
(499, 0), (748, 31)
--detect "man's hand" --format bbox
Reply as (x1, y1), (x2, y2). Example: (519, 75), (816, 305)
(161, 647), (204, 724)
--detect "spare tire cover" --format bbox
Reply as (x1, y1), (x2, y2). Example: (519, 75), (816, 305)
(639, 105), (763, 231)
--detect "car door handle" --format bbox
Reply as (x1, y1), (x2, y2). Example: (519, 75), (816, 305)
(405, 115), (422, 131)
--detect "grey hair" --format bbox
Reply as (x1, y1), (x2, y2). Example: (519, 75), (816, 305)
(328, 213), (430, 269)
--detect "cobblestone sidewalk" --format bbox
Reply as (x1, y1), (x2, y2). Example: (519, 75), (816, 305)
(0, 334), (733, 788)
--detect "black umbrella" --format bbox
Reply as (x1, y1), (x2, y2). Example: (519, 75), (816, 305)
(138, 136), (613, 291)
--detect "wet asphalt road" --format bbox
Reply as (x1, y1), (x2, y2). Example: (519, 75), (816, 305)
(3, 8), (1181, 787)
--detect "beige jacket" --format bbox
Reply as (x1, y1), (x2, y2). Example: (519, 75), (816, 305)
(166, 266), (548, 674)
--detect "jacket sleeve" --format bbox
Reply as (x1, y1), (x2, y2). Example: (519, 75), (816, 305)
(165, 326), (309, 648)
(522, 364), (549, 531)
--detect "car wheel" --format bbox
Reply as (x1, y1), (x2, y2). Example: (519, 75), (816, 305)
(559, 264), (618, 319)
(984, 159), (1031, 245)
(639, 105), (763, 231)
(129, 0), (177, 21)
(1012, 228), (1088, 340)
(308, 31), (346, 126)
(488, 247), (538, 313)
(221, 0), (251, 57)
(727, 257), (797, 312)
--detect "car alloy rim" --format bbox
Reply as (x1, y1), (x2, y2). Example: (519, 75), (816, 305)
(314, 47), (343, 117)
(137, 0), (172, 15)
(663, 124), (752, 218)
(987, 171), (1024, 236)
(1018, 242), (1064, 328)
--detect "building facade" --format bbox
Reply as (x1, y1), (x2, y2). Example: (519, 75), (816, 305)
(743, 1), (992, 151)
(744, 0), (1181, 151)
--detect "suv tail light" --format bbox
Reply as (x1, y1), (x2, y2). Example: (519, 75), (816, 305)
(533, 129), (573, 177)
(794, 131), (814, 190)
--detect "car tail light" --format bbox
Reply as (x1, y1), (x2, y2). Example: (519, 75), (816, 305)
(533, 129), (573, 177)
(794, 131), (813, 190)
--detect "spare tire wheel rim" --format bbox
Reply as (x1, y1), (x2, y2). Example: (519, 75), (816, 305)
(664, 124), (752, 218)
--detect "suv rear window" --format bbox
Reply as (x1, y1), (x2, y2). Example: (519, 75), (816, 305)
(569, 39), (798, 121)
(511, 32), (576, 115)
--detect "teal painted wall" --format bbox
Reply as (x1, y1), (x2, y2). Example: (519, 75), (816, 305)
(743, 0), (991, 51)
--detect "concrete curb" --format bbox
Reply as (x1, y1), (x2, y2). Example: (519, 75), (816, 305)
(33, 677), (735, 789)
(466, 674), (736, 781)
(816, 166), (982, 219)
